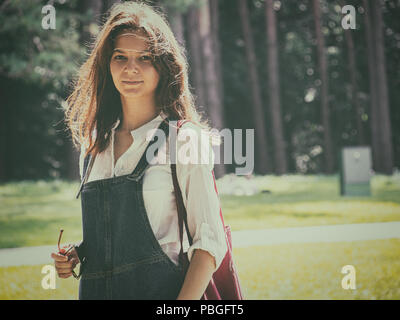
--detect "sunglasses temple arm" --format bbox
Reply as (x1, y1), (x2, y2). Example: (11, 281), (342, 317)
(57, 230), (64, 252)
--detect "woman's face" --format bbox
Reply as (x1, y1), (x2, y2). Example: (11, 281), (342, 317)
(109, 31), (160, 100)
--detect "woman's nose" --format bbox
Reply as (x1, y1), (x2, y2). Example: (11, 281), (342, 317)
(126, 59), (139, 74)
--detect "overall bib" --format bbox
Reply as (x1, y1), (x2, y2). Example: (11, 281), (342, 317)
(78, 118), (185, 300)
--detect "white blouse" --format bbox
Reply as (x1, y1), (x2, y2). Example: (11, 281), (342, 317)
(79, 111), (227, 271)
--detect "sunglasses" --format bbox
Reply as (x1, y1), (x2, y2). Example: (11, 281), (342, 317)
(57, 229), (80, 279)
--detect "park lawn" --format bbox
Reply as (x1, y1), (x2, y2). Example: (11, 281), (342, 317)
(0, 180), (82, 248)
(0, 174), (400, 248)
(1, 238), (399, 300)
(222, 174), (400, 230)
(234, 238), (400, 300)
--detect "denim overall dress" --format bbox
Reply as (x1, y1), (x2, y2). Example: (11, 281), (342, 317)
(76, 118), (185, 300)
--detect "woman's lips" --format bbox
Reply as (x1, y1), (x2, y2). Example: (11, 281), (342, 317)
(122, 80), (143, 85)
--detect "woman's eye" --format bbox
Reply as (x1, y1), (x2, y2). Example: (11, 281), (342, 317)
(139, 55), (152, 62)
(114, 55), (126, 60)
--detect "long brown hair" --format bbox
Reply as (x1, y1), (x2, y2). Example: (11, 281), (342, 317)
(65, 1), (211, 157)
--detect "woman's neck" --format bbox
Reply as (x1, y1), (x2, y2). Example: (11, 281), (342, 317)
(118, 95), (159, 132)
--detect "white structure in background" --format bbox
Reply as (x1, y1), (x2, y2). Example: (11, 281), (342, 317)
(340, 146), (372, 196)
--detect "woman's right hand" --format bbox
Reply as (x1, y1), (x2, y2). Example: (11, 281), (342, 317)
(51, 247), (80, 279)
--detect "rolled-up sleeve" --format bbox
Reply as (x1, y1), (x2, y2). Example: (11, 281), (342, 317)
(175, 122), (228, 271)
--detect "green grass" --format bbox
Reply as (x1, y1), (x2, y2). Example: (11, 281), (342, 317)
(234, 239), (400, 300)
(0, 264), (79, 300)
(221, 174), (400, 230)
(1, 239), (399, 300)
(1, 175), (399, 300)
(0, 180), (82, 248)
(1, 174), (400, 248)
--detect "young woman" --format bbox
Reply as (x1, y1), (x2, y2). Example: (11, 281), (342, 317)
(50, 2), (227, 300)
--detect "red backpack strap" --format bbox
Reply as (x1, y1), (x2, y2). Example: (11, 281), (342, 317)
(177, 119), (189, 130)
(172, 119), (226, 263)
(171, 119), (192, 268)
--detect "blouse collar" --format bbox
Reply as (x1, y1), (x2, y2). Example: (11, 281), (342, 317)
(111, 111), (167, 140)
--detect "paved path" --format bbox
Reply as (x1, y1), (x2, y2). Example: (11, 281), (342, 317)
(232, 221), (400, 247)
(1, 221), (399, 267)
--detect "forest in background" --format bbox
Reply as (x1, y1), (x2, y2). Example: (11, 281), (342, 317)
(0, 0), (399, 181)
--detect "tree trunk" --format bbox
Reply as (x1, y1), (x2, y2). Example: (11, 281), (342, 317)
(186, 6), (207, 111)
(198, 0), (226, 177)
(238, 0), (271, 174)
(340, 0), (365, 146)
(198, 0), (224, 130)
(363, 0), (381, 172)
(0, 78), (6, 181)
(265, 0), (287, 174)
(210, 0), (224, 106)
(163, 4), (185, 46)
(345, 28), (365, 146)
(370, 0), (394, 174)
(312, 0), (334, 174)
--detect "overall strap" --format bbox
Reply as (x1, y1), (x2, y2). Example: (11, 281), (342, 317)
(76, 118), (171, 197)
(127, 118), (171, 182)
(75, 153), (94, 199)
(82, 154), (91, 179)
